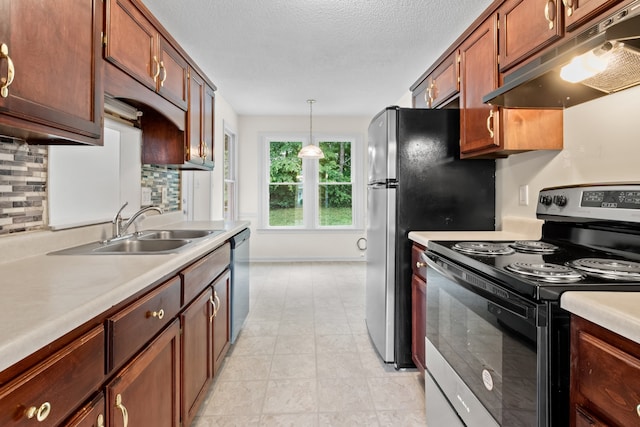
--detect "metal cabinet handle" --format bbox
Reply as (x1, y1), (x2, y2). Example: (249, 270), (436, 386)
(115, 394), (129, 427)
(544, 1), (556, 30)
(97, 413), (105, 427)
(213, 291), (221, 317)
(152, 56), (160, 83)
(426, 81), (435, 108)
(209, 294), (217, 322)
(637, 403), (640, 417)
(0, 43), (15, 98)
(147, 309), (164, 320)
(486, 109), (495, 138)
(562, 0), (573, 17)
(159, 61), (167, 87)
(25, 402), (51, 422)
(416, 261), (427, 268)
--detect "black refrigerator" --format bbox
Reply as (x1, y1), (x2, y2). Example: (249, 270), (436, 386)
(365, 106), (495, 369)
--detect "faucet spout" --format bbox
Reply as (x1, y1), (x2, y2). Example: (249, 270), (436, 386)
(111, 203), (163, 239)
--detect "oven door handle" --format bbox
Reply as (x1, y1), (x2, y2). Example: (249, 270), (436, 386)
(422, 251), (536, 322)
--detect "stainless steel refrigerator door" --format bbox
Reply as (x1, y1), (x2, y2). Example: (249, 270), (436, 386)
(365, 183), (396, 362)
(368, 109), (397, 184)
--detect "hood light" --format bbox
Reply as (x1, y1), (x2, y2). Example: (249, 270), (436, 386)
(560, 42), (615, 83)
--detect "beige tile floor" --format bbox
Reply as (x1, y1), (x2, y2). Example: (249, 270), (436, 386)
(193, 261), (426, 427)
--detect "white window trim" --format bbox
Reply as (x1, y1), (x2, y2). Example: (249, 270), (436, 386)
(258, 132), (364, 232)
(223, 121), (238, 221)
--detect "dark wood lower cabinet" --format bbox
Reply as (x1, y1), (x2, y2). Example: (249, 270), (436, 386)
(63, 393), (105, 427)
(411, 273), (427, 373)
(107, 320), (181, 427)
(212, 271), (231, 376)
(181, 288), (213, 427)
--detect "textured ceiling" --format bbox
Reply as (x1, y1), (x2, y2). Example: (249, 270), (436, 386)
(142, 0), (494, 116)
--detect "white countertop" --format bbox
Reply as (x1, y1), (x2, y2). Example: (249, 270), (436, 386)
(561, 292), (640, 344)
(408, 216), (543, 247)
(0, 219), (250, 373)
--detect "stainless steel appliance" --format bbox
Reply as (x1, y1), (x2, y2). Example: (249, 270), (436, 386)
(424, 183), (640, 426)
(365, 106), (496, 369)
(230, 228), (250, 344)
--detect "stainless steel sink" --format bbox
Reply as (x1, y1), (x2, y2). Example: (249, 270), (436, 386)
(139, 229), (223, 240)
(91, 238), (191, 254)
(49, 229), (225, 255)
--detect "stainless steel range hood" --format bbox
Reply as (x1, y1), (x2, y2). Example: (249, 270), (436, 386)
(484, 1), (640, 109)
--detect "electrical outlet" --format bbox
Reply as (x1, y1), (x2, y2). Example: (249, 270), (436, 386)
(141, 187), (152, 205)
(519, 185), (529, 206)
(161, 187), (168, 204)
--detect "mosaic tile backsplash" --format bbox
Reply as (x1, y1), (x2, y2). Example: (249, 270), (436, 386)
(0, 140), (181, 235)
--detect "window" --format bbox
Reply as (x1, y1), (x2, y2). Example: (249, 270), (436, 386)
(223, 125), (238, 221)
(262, 134), (361, 230)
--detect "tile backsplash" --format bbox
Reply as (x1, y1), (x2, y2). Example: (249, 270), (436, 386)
(0, 140), (181, 235)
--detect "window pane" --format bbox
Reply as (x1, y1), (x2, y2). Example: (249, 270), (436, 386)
(319, 184), (353, 226)
(319, 141), (351, 183)
(269, 184), (303, 226)
(269, 140), (303, 226)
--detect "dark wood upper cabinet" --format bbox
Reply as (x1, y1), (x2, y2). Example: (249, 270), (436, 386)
(564, 0), (624, 31)
(104, 0), (188, 111)
(498, 0), (564, 72)
(459, 16), (501, 156)
(0, 0), (103, 144)
(412, 51), (459, 109)
(187, 69), (215, 169)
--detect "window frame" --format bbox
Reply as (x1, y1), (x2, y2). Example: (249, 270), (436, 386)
(259, 132), (363, 232)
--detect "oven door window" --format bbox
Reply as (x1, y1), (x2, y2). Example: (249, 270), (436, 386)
(426, 266), (538, 426)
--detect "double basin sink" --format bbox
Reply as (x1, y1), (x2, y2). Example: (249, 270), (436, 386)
(51, 229), (225, 255)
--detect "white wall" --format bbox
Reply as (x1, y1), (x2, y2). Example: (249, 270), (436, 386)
(237, 114), (371, 261)
(497, 85), (640, 221)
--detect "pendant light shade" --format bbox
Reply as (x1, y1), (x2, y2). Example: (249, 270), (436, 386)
(298, 99), (324, 159)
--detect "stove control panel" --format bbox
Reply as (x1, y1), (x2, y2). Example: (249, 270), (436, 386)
(537, 184), (640, 223)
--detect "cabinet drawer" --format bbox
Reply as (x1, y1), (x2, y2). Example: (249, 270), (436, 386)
(411, 243), (427, 281)
(575, 328), (640, 426)
(0, 326), (105, 426)
(107, 276), (181, 371)
(181, 243), (230, 303)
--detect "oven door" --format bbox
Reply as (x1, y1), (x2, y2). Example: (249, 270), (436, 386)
(423, 250), (539, 427)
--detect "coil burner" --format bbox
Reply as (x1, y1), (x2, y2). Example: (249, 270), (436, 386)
(567, 258), (640, 281)
(505, 262), (585, 283)
(453, 242), (515, 256)
(510, 241), (559, 254)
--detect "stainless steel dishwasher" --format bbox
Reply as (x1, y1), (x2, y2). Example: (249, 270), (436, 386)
(230, 228), (250, 343)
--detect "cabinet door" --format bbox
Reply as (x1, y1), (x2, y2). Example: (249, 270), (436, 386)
(498, 0), (563, 71)
(411, 274), (427, 374)
(212, 270), (231, 376)
(0, 0), (102, 143)
(429, 52), (459, 108)
(181, 288), (213, 427)
(158, 37), (188, 110)
(187, 69), (205, 166)
(459, 16), (500, 155)
(105, 0), (158, 91)
(564, 0), (623, 31)
(63, 393), (105, 427)
(107, 320), (180, 427)
(202, 83), (215, 169)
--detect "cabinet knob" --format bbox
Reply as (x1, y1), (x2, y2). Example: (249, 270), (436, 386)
(0, 43), (15, 98)
(25, 402), (51, 422)
(147, 309), (164, 320)
(416, 262), (427, 269)
(115, 394), (129, 427)
(544, 1), (556, 30)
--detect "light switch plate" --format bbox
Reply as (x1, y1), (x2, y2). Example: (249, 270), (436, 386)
(519, 185), (529, 206)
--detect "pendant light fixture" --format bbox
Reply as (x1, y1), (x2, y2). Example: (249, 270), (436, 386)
(297, 99), (324, 159)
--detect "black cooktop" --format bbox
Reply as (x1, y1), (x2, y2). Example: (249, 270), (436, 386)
(427, 239), (640, 301)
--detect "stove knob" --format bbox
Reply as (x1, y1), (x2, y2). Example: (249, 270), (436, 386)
(554, 195), (568, 207)
(539, 195), (553, 206)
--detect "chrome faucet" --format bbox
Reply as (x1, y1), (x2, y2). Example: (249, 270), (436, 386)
(111, 202), (163, 239)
